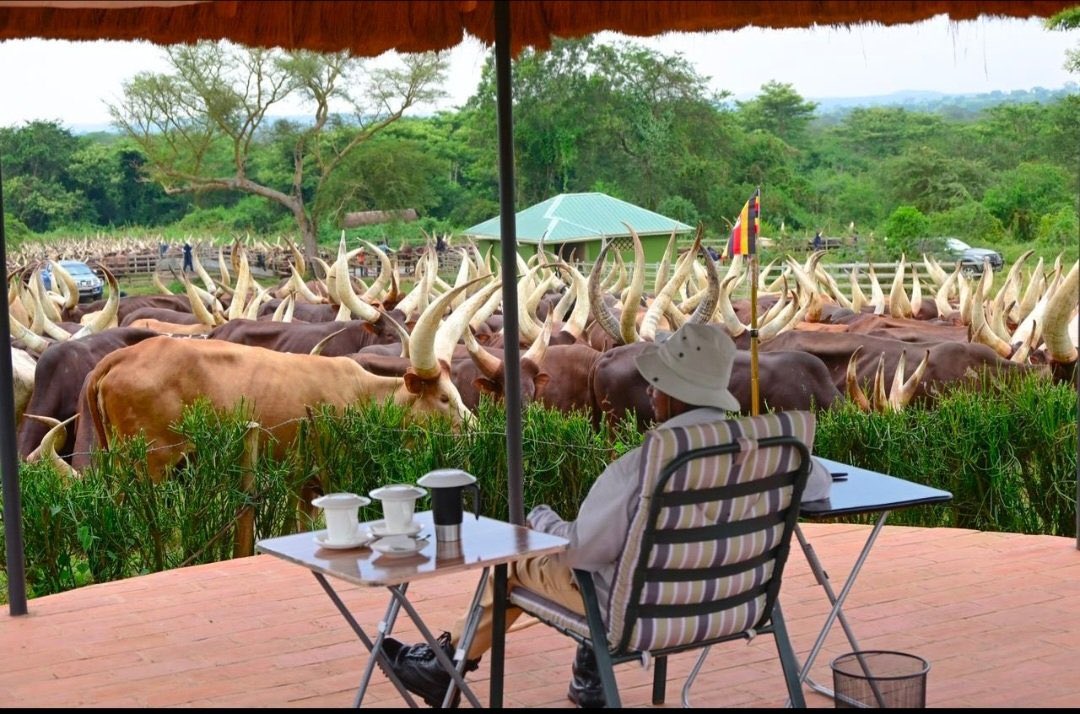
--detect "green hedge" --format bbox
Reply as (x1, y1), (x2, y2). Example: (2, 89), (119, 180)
(2, 373), (1075, 601)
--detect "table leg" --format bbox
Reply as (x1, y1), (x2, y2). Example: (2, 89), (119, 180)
(794, 513), (891, 706)
(354, 584), (408, 708)
(490, 563), (508, 708)
(311, 573), (418, 707)
(389, 586), (484, 709)
(442, 566), (491, 708)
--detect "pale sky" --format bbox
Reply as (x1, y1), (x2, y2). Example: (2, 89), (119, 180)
(0, 14), (1076, 130)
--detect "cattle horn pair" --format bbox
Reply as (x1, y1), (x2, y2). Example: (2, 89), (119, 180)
(333, 241), (381, 322)
(288, 265), (326, 304)
(1041, 261), (1079, 365)
(271, 295), (296, 323)
(588, 241), (625, 345)
(9, 313), (51, 354)
(550, 261), (590, 340)
(72, 266), (120, 339)
(359, 240), (394, 302)
(152, 270), (175, 296)
(180, 269), (222, 327)
(283, 235), (306, 280)
(922, 253), (949, 286)
(640, 230), (702, 341)
(617, 224), (647, 345)
(48, 260), (80, 311)
(888, 257), (913, 319)
(24, 413), (79, 480)
(411, 277), (499, 380)
(653, 229), (679, 296)
(846, 347), (930, 412)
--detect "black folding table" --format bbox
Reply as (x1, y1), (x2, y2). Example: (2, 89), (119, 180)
(794, 458), (953, 703)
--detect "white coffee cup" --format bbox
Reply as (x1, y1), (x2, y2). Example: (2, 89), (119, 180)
(311, 492), (369, 545)
(369, 484), (426, 534)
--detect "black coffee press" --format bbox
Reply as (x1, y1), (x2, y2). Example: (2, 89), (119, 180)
(417, 469), (480, 542)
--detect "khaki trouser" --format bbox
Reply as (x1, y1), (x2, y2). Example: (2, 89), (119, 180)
(450, 554), (586, 661)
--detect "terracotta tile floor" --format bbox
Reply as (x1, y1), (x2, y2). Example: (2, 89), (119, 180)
(1, 523), (1078, 708)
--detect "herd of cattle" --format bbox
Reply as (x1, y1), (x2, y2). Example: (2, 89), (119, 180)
(8, 229), (1079, 484)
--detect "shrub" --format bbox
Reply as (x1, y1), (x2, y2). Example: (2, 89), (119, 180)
(2, 375), (1074, 602)
(880, 205), (930, 256)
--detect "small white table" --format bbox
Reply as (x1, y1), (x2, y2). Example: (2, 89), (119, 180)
(256, 510), (568, 708)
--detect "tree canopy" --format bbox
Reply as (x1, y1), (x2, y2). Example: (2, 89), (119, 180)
(106, 41), (448, 257)
(1, 36), (1076, 262)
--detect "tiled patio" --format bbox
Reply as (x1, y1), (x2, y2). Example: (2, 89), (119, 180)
(1, 523), (1077, 708)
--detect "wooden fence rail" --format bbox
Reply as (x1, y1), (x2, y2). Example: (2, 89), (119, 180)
(85, 248), (933, 299)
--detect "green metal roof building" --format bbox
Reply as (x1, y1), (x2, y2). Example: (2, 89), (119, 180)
(463, 192), (694, 265)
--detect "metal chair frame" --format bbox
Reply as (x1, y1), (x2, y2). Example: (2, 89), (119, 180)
(517, 434), (811, 708)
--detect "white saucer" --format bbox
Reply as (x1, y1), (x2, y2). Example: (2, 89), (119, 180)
(371, 535), (430, 558)
(313, 529), (375, 550)
(368, 519), (423, 537)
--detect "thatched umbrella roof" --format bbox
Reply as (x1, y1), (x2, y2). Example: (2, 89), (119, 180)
(0, 1), (1074, 57)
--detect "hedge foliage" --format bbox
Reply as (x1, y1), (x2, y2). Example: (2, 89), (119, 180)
(2, 373), (1075, 600)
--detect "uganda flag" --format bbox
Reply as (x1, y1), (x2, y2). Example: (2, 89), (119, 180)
(727, 187), (760, 256)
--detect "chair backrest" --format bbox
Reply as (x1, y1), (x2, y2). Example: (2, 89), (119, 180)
(604, 411), (813, 653)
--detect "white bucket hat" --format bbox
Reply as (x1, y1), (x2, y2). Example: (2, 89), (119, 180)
(634, 323), (741, 412)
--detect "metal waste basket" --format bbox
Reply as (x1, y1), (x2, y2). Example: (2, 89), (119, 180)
(830, 650), (930, 708)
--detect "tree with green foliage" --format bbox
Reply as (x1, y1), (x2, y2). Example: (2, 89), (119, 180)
(461, 38), (739, 229)
(882, 205), (930, 255)
(1047, 6), (1080, 73)
(108, 42), (448, 257)
(982, 162), (1073, 242)
(0, 120), (87, 231)
(882, 146), (988, 214)
(1035, 204), (1079, 252)
(836, 107), (943, 160)
(928, 202), (1007, 244)
(736, 80), (818, 146)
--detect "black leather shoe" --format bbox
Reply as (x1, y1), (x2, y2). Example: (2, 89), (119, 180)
(385, 632), (480, 708)
(567, 642), (607, 708)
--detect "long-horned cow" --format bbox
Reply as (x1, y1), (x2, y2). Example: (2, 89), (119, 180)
(71, 281), (485, 483)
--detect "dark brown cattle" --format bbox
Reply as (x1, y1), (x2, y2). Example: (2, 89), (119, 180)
(209, 315), (404, 356)
(474, 327), (582, 349)
(531, 343), (602, 416)
(17, 327), (161, 461)
(256, 299), (338, 323)
(120, 307), (203, 327)
(836, 313), (968, 343)
(590, 336), (842, 431)
(448, 347), (547, 412)
(64, 295), (193, 323)
(761, 330), (1039, 402)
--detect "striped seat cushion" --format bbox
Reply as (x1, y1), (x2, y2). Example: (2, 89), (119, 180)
(508, 588), (592, 640)
(605, 411), (815, 652)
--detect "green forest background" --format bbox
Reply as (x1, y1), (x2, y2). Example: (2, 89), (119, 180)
(2, 36), (1077, 263)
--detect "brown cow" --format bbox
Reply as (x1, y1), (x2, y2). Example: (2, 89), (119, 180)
(210, 313), (407, 357)
(590, 335), (842, 431)
(71, 282), (485, 483)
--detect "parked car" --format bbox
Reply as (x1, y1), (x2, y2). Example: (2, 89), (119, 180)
(41, 260), (105, 302)
(943, 238), (1004, 275)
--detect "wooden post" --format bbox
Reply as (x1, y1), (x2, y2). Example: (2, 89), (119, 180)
(233, 421), (260, 558)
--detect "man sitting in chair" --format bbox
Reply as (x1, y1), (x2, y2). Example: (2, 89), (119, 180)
(382, 323), (830, 707)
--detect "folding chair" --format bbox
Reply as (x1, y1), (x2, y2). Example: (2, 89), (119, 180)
(510, 411), (814, 708)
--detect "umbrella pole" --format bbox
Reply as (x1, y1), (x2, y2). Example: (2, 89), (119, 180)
(0, 158), (29, 615)
(749, 253), (760, 417)
(494, 0), (524, 527)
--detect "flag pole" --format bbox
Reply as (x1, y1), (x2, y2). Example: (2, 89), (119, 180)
(749, 260), (760, 416)
(749, 187), (761, 417)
